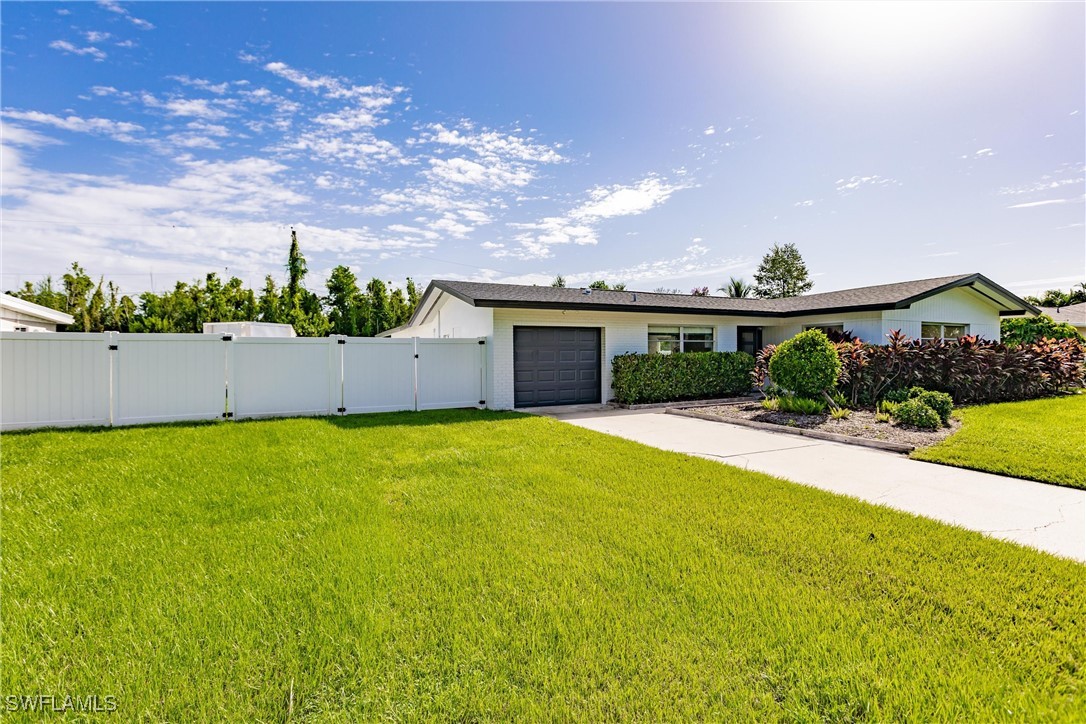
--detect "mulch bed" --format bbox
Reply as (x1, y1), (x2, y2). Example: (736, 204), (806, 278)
(694, 403), (960, 448)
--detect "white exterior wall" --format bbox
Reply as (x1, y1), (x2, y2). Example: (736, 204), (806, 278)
(883, 288), (1002, 341)
(489, 308), (755, 409)
(0, 315), (58, 333)
(391, 293), (494, 339)
(762, 312), (885, 346)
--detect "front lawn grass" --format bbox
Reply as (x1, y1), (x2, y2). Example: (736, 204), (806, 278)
(3, 410), (1084, 719)
(912, 394), (1086, 489)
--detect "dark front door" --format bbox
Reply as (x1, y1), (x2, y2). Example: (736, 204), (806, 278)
(513, 326), (601, 407)
(737, 326), (763, 357)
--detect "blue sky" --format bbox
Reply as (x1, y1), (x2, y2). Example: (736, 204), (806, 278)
(2, 1), (1083, 297)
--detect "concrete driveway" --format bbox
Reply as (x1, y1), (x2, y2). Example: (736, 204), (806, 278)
(539, 407), (1086, 562)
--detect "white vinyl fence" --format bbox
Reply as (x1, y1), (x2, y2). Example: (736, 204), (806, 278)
(0, 332), (487, 431)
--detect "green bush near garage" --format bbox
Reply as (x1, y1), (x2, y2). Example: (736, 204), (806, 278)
(611, 351), (755, 404)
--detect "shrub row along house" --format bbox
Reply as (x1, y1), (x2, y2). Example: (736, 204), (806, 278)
(383, 273), (1038, 409)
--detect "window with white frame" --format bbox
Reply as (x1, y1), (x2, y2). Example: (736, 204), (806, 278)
(803, 324), (844, 335)
(648, 325), (715, 354)
(920, 322), (968, 342)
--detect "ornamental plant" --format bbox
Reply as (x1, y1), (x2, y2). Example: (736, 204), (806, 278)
(768, 329), (842, 399)
(834, 331), (1085, 406)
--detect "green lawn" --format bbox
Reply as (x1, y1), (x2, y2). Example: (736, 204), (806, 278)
(912, 394), (1086, 489)
(3, 411), (1083, 719)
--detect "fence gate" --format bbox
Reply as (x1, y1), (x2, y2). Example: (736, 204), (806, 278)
(112, 333), (229, 426)
(1, 332), (111, 430)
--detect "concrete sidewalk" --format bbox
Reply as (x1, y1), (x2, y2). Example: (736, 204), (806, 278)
(541, 407), (1086, 562)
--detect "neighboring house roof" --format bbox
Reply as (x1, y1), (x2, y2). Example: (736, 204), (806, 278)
(0, 294), (75, 325)
(410, 273), (1037, 325)
(375, 323), (411, 338)
(1040, 302), (1086, 327)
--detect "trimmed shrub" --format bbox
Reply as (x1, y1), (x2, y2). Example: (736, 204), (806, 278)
(893, 398), (941, 430)
(611, 351), (755, 405)
(914, 390), (953, 425)
(777, 395), (827, 415)
(768, 329), (842, 398)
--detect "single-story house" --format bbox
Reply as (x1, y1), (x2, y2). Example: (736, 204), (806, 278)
(383, 273), (1038, 409)
(0, 294), (74, 332)
(1039, 302), (1086, 335)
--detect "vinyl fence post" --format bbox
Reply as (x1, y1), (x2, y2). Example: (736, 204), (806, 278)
(334, 335), (346, 415)
(479, 337), (487, 408)
(107, 331), (118, 427)
(413, 337), (419, 412)
(222, 333), (234, 420)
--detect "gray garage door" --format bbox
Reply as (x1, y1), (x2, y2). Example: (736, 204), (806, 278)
(513, 327), (601, 407)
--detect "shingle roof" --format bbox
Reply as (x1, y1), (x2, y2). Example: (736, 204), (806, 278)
(1040, 302), (1086, 327)
(423, 273), (1033, 320)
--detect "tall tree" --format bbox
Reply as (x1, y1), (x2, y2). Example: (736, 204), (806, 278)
(388, 285), (410, 328)
(282, 228), (308, 317)
(61, 263), (95, 331)
(551, 275), (566, 288)
(753, 243), (814, 299)
(588, 280), (611, 290)
(719, 276), (753, 298)
(363, 278), (391, 336)
(405, 278), (421, 310)
(325, 265), (362, 336)
(690, 286), (710, 296)
(258, 275), (280, 323)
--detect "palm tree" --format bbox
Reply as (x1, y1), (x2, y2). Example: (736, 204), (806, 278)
(719, 276), (753, 298)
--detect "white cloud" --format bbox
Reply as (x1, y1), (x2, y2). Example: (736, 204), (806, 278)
(0, 142), (438, 291)
(162, 98), (232, 120)
(2, 109), (143, 142)
(169, 76), (231, 95)
(835, 175), (899, 193)
(1, 123), (61, 148)
(425, 156), (533, 190)
(503, 174), (691, 259)
(571, 176), (687, 221)
(97, 0), (155, 30)
(973, 148), (995, 158)
(85, 31), (112, 43)
(1006, 198), (1078, 209)
(48, 40), (106, 61)
(999, 164), (1084, 196)
(794, 199), (815, 207)
(417, 122), (563, 164)
(703, 125), (716, 135)
(166, 134), (220, 149)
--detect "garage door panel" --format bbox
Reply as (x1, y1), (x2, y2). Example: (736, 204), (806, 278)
(513, 326), (600, 407)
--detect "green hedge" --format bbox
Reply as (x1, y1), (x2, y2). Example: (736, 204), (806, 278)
(611, 351), (755, 405)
